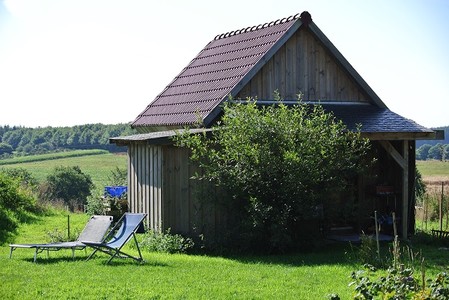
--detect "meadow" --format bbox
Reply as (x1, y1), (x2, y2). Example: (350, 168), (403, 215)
(1, 155), (449, 299)
(0, 150), (127, 190)
(416, 160), (449, 181)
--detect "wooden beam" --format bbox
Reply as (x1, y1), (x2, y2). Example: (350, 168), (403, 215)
(362, 132), (436, 141)
(378, 141), (406, 169)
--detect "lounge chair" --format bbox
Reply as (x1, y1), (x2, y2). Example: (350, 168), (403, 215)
(9, 215), (113, 262)
(83, 213), (146, 264)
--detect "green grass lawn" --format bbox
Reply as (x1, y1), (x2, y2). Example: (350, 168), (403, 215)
(2, 212), (449, 299)
(2, 212), (355, 299)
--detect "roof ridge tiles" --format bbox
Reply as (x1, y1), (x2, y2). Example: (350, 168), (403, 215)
(214, 13), (301, 40)
(208, 31), (287, 49)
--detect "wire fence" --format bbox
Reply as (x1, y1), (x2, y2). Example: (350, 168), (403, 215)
(416, 180), (449, 233)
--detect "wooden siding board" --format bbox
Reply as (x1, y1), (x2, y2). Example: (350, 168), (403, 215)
(180, 149), (190, 233)
(235, 28), (371, 103)
(157, 146), (163, 230)
(162, 146), (171, 231)
(285, 33), (296, 99)
(128, 146), (135, 213)
(307, 22), (385, 107)
(144, 145), (148, 216)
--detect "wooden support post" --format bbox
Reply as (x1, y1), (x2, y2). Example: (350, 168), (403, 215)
(402, 140), (409, 239)
(379, 140), (409, 239)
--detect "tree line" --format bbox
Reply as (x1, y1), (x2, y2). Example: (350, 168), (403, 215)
(416, 143), (449, 161)
(0, 123), (136, 157)
(415, 126), (449, 161)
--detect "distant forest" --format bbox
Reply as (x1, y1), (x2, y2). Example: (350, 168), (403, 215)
(0, 123), (447, 160)
(415, 126), (449, 160)
(0, 123), (137, 158)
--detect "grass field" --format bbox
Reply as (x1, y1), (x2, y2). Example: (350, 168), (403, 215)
(0, 150), (127, 190)
(416, 160), (449, 181)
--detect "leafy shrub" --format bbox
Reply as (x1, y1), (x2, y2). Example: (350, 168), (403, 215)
(86, 189), (106, 215)
(355, 234), (386, 269)
(349, 264), (419, 299)
(0, 170), (37, 243)
(138, 229), (194, 254)
(40, 166), (94, 211)
(175, 94), (372, 252)
(337, 237), (449, 299)
(107, 166), (127, 186)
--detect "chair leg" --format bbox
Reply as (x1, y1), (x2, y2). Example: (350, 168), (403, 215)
(9, 247), (14, 259)
(34, 249), (38, 263)
(106, 249), (120, 264)
(133, 233), (143, 262)
(86, 248), (98, 261)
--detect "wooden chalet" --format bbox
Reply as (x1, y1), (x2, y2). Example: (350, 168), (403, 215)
(111, 12), (437, 240)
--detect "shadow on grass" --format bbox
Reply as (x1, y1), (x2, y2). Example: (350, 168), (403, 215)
(203, 241), (359, 268)
(20, 254), (168, 267)
(201, 233), (449, 269)
(0, 208), (64, 245)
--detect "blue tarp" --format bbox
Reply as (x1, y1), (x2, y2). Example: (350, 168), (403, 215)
(104, 186), (127, 198)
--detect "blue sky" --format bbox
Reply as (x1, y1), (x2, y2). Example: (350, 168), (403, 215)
(0, 0), (448, 128)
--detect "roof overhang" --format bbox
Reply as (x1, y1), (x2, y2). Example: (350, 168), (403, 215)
(113, 102), (438, 145)
(110, 128), (213, 146)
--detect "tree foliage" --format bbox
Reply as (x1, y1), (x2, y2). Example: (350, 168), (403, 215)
(41, 166), (94, 211)
(175, 97), (372, 252)
(0, 169), (37, 243)
(0, 123), (136, 158)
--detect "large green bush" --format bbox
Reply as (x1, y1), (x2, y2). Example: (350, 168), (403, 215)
(0, 169), (37, 243)
(40, 166), (94, 211)
(175, 96), (371, 252)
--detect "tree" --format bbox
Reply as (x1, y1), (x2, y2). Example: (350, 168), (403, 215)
(428, 143), (445, 160)
(175, 97), (371, 252)
(416, 144), (432, 160)
(0, 170), (37, 243)
(0, 142), (13, 155)
(42, 166), (94, 211)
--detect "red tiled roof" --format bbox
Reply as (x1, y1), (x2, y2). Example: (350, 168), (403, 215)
(132, 13), (303, 129)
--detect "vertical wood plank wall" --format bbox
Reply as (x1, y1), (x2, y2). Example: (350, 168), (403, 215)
(237, 28), (368, 102)
(128, 143), (222, 236)
(128, 143), (163, 230)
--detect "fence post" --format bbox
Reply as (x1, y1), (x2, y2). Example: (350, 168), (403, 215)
(439, 183), (443, 232)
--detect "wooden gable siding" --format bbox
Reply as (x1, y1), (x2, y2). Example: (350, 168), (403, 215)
(236, 28), (369, 102)
(127, 142), (223, 236)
